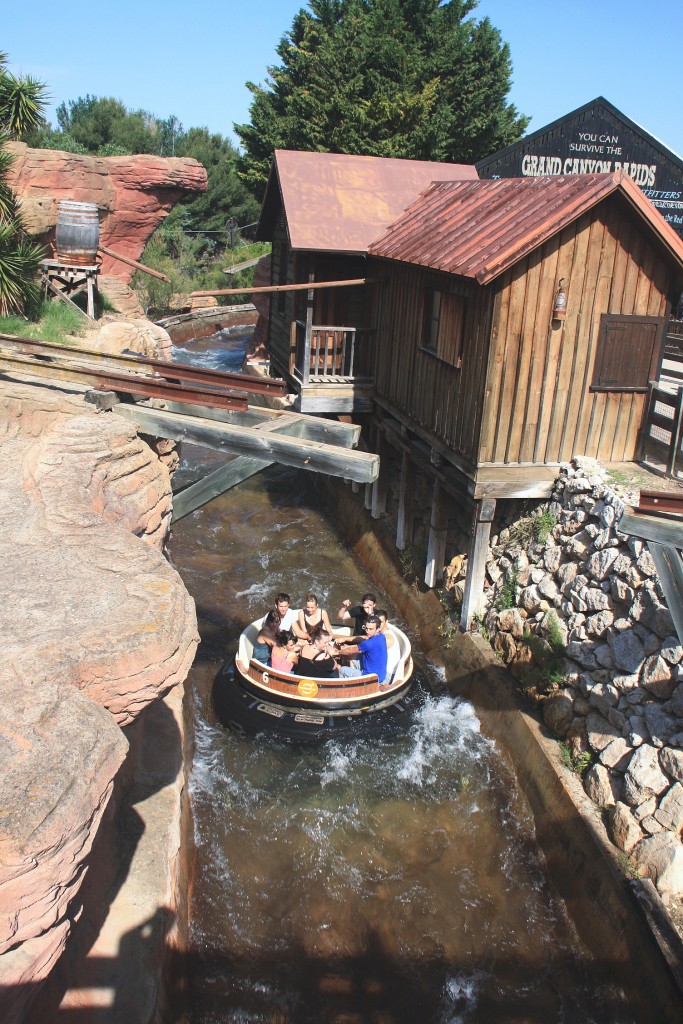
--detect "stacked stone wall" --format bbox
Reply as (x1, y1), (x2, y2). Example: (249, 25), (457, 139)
(476, 457), (683, 899)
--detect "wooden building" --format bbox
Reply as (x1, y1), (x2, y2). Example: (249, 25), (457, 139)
(365, 171), (683, 624)
(255, 150), (477, 413)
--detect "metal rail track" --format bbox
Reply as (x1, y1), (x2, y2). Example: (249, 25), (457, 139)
(0, 331), (289, 411)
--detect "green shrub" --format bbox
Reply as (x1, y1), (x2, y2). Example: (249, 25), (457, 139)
(558, 741), (593, 776)
(494, 566), (519, 610)
(521, 611), (566, 690)
(510, 504), (558, 548)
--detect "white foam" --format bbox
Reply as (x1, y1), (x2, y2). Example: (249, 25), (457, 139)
(439, 971), (483, 1023)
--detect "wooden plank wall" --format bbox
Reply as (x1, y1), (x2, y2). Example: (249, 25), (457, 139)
(371, 197), (675, 471)
(479, 199), (673, 466)
(370, 262), (491, 469)
(268, 220), (293, 377)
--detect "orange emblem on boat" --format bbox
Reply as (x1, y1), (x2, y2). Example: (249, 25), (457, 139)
(297, 680), (319, 698)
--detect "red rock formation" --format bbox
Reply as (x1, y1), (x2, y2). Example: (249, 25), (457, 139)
(0, 380), (199, 1020)
(7, 142), (207, 281)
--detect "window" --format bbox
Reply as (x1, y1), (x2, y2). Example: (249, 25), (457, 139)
(422, 288), (465, 367)
(591, 314), (665, 392)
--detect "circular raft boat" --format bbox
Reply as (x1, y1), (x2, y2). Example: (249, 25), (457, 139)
(213, 621), (414, 741)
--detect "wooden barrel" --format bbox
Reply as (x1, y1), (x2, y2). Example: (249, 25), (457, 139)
(55, 201), (100, 265)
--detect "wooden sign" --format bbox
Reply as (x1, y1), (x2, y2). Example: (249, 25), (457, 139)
(477, 97), (683, 238)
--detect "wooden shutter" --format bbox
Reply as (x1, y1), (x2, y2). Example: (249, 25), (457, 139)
(437, 293), (465, 367)
(422, 288), (465, 367)
(591, 314), (665, 392)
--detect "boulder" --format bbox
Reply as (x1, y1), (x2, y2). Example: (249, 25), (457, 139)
(585, 764), (618, 807)
(643, 704), (678, 747)
(607, 802), (642, 853)
(585, 547), (619, 581)
(599, 738), (633, 771)
(634, 832), (683, 896)
(654, 783), (683, 832)
(631, 584), (676, 639)
(91, 319), (173, 360)
(586, 712), (621, 752)
(659, 747), (683, 783)
(0, 679), (127, 1019)
(607, 629), (646, 675)
(542, 691), (574, 737)
(641, 655), (675, 699)
(624, 745), (670, 803)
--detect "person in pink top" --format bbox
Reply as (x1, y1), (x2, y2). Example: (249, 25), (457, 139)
(270, 630), (301, 674)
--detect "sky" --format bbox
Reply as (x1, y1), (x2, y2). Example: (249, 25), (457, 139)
(5, 0), (683, 159)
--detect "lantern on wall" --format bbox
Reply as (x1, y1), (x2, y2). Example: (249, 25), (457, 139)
(552, 277), (567, 322)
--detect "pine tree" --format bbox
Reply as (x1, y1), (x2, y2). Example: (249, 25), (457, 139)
(235, 0), (528, 198)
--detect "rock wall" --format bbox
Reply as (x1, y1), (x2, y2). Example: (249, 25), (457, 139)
(0, 381), (199, 1021)
(473, 458), (683, 899)
(7, 143), (207, 281)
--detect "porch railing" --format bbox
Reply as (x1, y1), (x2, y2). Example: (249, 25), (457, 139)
(292, 321), (374, 384)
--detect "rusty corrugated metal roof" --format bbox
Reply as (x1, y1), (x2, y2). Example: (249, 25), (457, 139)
(369, 172), (683, 282)
(257, 150), (478, 253)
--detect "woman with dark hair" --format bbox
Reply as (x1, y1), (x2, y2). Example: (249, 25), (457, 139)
(252, 610), (280, 664)
(297, 625), (339, 678)
(293, 592), (333, 640)
(270, 629), (301, 674)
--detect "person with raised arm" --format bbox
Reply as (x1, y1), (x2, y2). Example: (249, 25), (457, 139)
(339, 616), (388, 685)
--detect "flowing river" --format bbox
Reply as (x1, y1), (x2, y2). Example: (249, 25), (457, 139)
(169, 332), (634, 1023)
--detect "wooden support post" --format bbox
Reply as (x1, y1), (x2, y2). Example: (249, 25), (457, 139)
(424, 479), (449, 588)
(86, 273), (96, 319)
(44, 277), (92, 319)
(364, 481), (373, 510)
(371, 434), (390, 519)
(396, 451), (415, 550)
(460, 497), (497, 631)
(302, 273), (314, 385)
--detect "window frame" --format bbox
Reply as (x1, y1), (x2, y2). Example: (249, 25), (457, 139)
(420, 287), (466, 369)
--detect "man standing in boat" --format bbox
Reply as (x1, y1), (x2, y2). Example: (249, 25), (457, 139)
(338, 616), (388, 685)
(337, 593), (376, 635)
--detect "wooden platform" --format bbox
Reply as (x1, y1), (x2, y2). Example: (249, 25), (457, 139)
(41, 259), (99, 319)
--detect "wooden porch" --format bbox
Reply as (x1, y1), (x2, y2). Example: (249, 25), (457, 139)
(288, 319), (375, 414)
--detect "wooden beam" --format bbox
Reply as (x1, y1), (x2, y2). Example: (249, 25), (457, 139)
(396, 450), (416, 551)
(112, 404), (379, 483)
(647, 543), (683, 644)
(460, 497), (496, 631)
(620, 511), (683, 547)
(160, 401), (361, 447)
(98, 244), (170, 282)
(190, 278), (368, 298)
(43, 277), (92, 319)
(371, 434), (391, 519)
(171, 415), (305, 521)
(424, 479), (449, 588)
(172, 455), (272, 521)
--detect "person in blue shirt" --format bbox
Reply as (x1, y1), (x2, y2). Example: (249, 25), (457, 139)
(339, 616), (388, 685)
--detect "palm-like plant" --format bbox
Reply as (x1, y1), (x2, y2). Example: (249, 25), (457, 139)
(0, 52), (48, 138)
(0, 53), (48, 314)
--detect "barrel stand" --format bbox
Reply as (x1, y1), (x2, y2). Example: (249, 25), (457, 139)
(40, 259), (100, 320)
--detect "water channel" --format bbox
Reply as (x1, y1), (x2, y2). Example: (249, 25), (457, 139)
(169, 331), (634, 1023)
